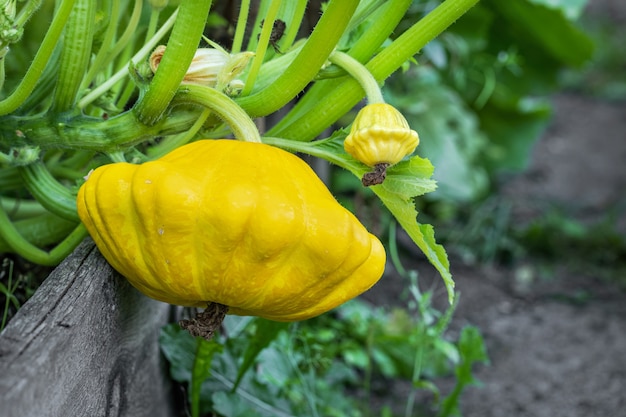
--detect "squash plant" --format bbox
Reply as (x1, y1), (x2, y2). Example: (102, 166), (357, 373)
(0, 0), (481, 328)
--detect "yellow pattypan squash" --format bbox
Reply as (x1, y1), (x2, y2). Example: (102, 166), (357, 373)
(344, 103), (419, 167)
(77, 139), (385, 321)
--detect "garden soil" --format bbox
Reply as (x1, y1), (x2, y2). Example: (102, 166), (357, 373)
(447, 92), (626, 417)
(365, 93), (626, 417)
(363, 1), (626, 415)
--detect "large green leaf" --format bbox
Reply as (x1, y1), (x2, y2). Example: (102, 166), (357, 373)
(479, 97), (552, 172)
(486, 0), (594, 68)
(232, 318), (290, 390)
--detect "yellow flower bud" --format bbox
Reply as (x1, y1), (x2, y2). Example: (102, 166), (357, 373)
(344, 103), (419, 186)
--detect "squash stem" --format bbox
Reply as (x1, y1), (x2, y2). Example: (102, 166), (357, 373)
(240, 0), (283, 96)
(173, 84), (261, 143)
(51, 0), (96, 112)
(230, 0), (251, 54)
(327, 51), (384, 104)
(78, 8), (179, 110)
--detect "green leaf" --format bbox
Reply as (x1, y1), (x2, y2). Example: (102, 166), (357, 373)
(479, 97), (551, 172)
(212, 391), (266, 417)
(439, 326), (489, 417)
(159, 323), (197, 382)
(486, 0), (594, 68)
(526, 0), (588, 20)
(373, 186), (455, 304)
(232, 318), (289, 390)
(383, 156), (437, 198)
(190, 337), (223, 417)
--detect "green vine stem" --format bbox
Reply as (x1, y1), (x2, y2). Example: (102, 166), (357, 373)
(13, 0), (44, 29)
(78, 8), (179, 110)
(3, 81), (258, 151)
(133, 0), (213, 126)
(0, 197), (48, 220)
(256, 0), (410, 130)
(0, 212), (77, 254)
(278, 1), (308, 54)
(0, 202), (86, 266)
(51, 0), (96, 113)
(18, 162), (79, 222)
(0, 107), (200, 152)
(146, 108), (211, 159)
(80, 0), (144, 104)
(318, 0), (412, 78)
(173, 84), (261, 143)
(145, 4), (162, 43)
(269, 0), (480, 141)
(0, 0), (76, 116)
(230, 0), (250, 54)
(98, 0), (144, 79)
(240, 0), (283, 96)
(327, 51), (384, 104)
(235, 0), (359, 117)
(0, 0), (42, 58)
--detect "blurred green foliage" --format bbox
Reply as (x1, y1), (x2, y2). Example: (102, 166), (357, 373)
(385, 0), (594, 203)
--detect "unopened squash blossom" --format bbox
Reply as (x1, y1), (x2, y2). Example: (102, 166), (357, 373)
(344, 103), (419, 186)
(77, 140), (386, 322)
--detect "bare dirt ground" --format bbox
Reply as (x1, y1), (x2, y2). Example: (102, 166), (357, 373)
(444, 92), (626, 416)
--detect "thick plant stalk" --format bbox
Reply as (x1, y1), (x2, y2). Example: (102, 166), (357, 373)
(266, 0), (411, 133)
(51, 0), (96, 112)
(133, 0), (213, 125)
(172, 84), (261, 143)
(235, 0), (359, 117)
(0, 212), (78, 254)
(0, 107), (200, 152)
(240, 0), (283, 96)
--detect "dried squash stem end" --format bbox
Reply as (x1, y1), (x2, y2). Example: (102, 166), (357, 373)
(179, 302), (229, 340)
(361, 162), (390, 187)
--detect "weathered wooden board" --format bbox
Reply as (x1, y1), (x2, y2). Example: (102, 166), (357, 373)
(0, 239), (176, 417)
